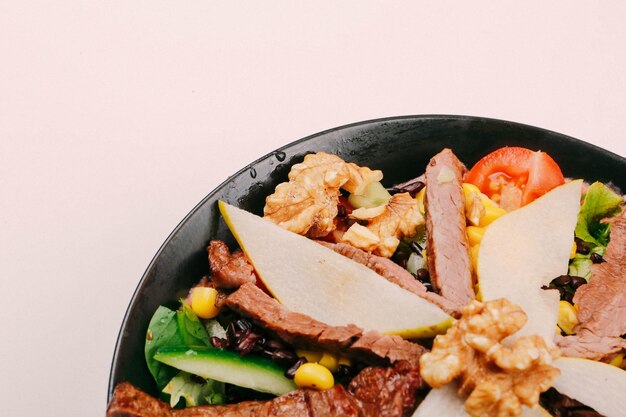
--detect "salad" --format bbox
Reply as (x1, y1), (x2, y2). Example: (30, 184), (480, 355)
(107, 146), (626, 417)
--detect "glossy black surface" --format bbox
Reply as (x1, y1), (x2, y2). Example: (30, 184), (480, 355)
(108, 115), (625, 401)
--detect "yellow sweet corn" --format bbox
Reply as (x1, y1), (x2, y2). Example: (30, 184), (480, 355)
(466, 226), (485, 246)
(570, 241), (577, 259)
(295, 349), (323, 363)
(294, 363), (334, 390)
(557, 300), (579, 335)
(318, 352), (339, 373)
(415, 187), (426, 214)
(190, 287), (220, 319)
(479, 200), (506, 227)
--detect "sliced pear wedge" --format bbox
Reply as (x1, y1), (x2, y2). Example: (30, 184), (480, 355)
(219, 201), (452, 337)
(477, 181), (582, 342)
(412, 383), (552, 417)
(553, 357), (626, 417)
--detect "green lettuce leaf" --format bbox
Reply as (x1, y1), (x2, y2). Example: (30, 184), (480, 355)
(575, 182), (623, 246)
(163, 371), (225, 407)
(568, 254), (592, 280)
(205, 319), (227, 339)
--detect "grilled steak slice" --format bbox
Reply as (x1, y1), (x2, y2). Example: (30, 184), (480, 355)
(317, 241), (460, 316)
(208, 240), (256, 289)
(225, 283), (362, 352)
(349, 361), (423, 417)
(424, 149), (474, 308)
(106, 382), (172, 417)
(349, 331), (425, 365)
(573, 211), (626, 337)
(224, 283), (425, 364)
(555, 331), (626, 361)
(108, 361), (423, 417)
(557, 210), (626, 360)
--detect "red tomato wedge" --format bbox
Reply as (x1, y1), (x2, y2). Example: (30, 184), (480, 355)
(465, 147), (565, 209)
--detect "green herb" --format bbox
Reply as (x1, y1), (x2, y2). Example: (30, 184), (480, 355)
(575, 182), (623, 246)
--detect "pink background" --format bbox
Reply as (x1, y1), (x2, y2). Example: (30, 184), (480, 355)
(1, 2), (625, 416)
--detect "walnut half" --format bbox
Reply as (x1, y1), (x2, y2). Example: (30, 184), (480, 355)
(342, 192), (424, 257)
(419, 299), (561, 417)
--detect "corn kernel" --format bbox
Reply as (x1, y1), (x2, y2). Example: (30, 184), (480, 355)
(190, 287), (220, 319)
(462, 183), (481, 196)
(557, 300), (579, 335)
(295, 349), (323, 363)
(294, 363), (334, 390)
(318, 352), (339, 373)
(415, 187), (426, 214)
(479, 203), (506, 227)
(609, 353), (624, 368)
(470, 244), (480, 273)
(466, 226), (485, 246)
(570, 241), (577, 259)
(338, 356), (352, 367)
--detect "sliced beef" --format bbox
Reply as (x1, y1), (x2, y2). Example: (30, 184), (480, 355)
(349, 331), (424, 365)
(348, 361), (423, 417)
(555, 331), (626, 361)
(224, 283), (425, 364)
(108, 361), (423, 417)
(106, 382), (172, 417)
(208, 240), (256, 289)
(224, 283), (362, 352)
(557, 210), (626, 360)
(573, 211), (626, 337)
(424, 149), (474, 308)
(317, 241), (460, 316)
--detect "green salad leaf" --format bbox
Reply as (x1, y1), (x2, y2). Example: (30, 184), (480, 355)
(575, 182), (623, 246)
(162, 371), (225, 407)
(568, 254), (592, 280)
(145, 306), (185, 389)
(145, 303), (213, 389)
(177, 302), (212, 347)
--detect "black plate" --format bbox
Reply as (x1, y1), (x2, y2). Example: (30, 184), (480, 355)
(107, 115), (626, 402)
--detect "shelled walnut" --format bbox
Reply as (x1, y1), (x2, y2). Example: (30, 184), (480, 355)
(342, 193), (424, 257)
(420, 299), (561, 417)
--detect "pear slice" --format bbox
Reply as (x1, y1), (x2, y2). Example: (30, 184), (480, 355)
(411, 383), (551, 417)
(553, 357), (626, 417)
(477, 181), (582, 342)
(219, 201), (452, 337)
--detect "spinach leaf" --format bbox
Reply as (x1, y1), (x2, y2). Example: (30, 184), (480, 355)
(145, 306), (184, 389)
(145, 303), (212, 390)
(176, 302), (212, 348)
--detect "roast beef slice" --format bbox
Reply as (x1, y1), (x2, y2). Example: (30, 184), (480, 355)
(224, 283), (425, 364)
(424, 148), (475, 308)
(574, 211), (626, 337)
(208, 240), (256, 289)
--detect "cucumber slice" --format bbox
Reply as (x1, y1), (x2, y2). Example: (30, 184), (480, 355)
(154, 347), (297, 396)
